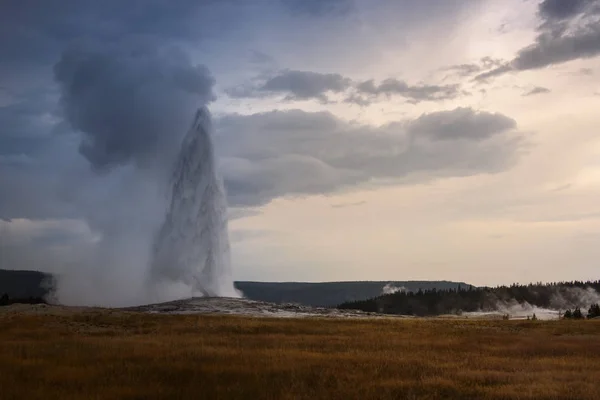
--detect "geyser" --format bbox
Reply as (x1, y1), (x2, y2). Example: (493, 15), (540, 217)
(150, 107), (237, 297)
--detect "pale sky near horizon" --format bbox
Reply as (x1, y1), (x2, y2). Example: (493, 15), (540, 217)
(1, 0), (600, 288)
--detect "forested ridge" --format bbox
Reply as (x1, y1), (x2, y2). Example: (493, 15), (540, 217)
(338, 280), (600, 317)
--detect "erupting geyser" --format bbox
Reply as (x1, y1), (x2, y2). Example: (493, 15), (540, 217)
(150, 107), (237, 298)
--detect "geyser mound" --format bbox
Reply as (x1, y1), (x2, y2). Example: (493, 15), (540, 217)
(150, 107), (238, 298)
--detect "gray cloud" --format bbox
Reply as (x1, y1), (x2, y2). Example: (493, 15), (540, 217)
(248, 50), (275, 65)
(0, 0), (215, 75)
(230, 229), (276, 243)
(215, 108), (523, 207)
(513, 27), (600, 70)
(0, 218), (96, 274)
(538, 0), (593, 22)
(474, 64), (514, 82)
(343, 94), (372, 107)
(54, 39), (215, 171)
(476, 0), (600, 81)
(227, 70), (351, 102)
(522, 86), (551, 96)
(354, 78), (461, 103)
(0, 0), (528, 287)
(0, 95), (59, 156)
(444, 63), (482, 77)
(331, 200), (367, 208)
(443, 57), (505, 78)
(282, 0), (355, 17)
(407, 107), (517, 141)
(229, 71), (463, 105)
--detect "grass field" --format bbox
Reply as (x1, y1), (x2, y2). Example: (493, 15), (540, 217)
(1, 309), (600, 400)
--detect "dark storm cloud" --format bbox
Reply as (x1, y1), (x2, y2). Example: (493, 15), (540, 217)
(0, 0), (369, 225)
(0, 1), (521, 239)
(215, 108), (523, 207)
(0, 0), (233, 228)
(54, 39), (215, 170)
(0, 0), (227, 172)
(227, 70), (352, 102)
(0, 0), (216, 72)
(522, 86), (551, 96)
(475, 0), (600, 81)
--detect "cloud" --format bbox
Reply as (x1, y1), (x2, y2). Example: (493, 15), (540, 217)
(444, 64), (482, 77)
(227, 70), (351, 102)
(406, 107), (517, 141)
(0, 218), (98, 273)
(353, 78), (461, 103)
(229, 71), (463, 104)
(476, 0), (600, 81)
(331, 200), (366, 208)
(0, 94), (60, 154)
(343, 94), (372, 107)
(474, 64), (514, 81)
(228, 207), (263, 220)
(512, 26), (600, 71)
(0, 154), (35, 166)
(248, 50), (275, 65)
(0, 218), (97, 247)
(282, 0), (355, 17)
(0, 0), (212, 73)
(550, 183), (572, 192)
(522, 86), (551, 96)
(229, 229), (276, 243)
(538, 0), (592, 22)
(442, 57), (506, 78)
(215, 108), (523, 207)
(54, 38), (215, 171)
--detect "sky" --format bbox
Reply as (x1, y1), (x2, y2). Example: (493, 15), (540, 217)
(1, 0), (600, 292)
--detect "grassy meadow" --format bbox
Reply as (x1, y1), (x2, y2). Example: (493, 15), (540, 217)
(1, 309), (600, 399)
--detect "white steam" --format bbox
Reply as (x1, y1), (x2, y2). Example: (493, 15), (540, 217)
(382, 283), (407, 295)
(51, 41), (237, 306)
(464, 287), (600, 320)
(549, 287), (600, 309)
(150, 108), (239, 298)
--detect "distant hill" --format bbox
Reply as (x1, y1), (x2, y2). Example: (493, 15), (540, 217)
(0, 269), (52, 299)
(233, 281), (471, 307)
(0, 269), (470, 307)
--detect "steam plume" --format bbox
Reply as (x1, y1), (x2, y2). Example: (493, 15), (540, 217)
(151, 107), (238, 298)
(51, 39), (231, 306)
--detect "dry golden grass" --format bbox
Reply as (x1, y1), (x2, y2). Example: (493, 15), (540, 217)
(1, 309), (600, 400)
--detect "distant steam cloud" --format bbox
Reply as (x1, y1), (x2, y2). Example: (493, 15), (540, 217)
(549, 286), (600, 309)
(467, 286), (600, 320)
(382, 283), (407, 295)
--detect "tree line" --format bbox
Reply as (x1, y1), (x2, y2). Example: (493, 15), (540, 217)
(337, 280), (600, 317)
(563, 304), (600, 319)
(0, 293), (47, 306)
